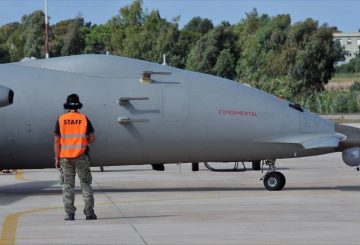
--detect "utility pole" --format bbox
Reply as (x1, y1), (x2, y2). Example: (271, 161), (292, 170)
(44, 0), (49, 59)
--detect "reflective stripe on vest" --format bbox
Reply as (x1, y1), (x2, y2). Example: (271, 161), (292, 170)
(61, 144), (88, 150)
(61, 134), (87, 139)
(59, 112), (88, 158)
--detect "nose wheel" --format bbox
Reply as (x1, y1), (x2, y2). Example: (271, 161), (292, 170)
(263, 171), (286, 191)
(261, 160), (286, 191)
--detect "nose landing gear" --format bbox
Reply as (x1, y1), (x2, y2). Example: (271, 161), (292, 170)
(261, 160), (286, 191)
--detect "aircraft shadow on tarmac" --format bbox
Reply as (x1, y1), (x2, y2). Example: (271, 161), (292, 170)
(95, 186), (360, 193)
(1, 181), (360, 205)
(91, 167), (290, 173)
(99, 215), (178, 220)
(0, 181), (58, 205)
(92, 168), (152, 173)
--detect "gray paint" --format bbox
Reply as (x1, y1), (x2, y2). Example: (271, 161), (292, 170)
(0, 54), (356, 169)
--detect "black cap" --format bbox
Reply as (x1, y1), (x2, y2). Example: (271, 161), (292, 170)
(63, 94), (83, 110)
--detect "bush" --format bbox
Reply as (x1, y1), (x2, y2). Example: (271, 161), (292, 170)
(0, 44), (10, 63)
(337, 55), (360, 73)
(298, 90), (359, 113)
(350, 81), (360, 92)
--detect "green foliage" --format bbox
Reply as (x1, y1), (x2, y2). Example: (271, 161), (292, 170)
(183, 17), (213, 35)
(298, 90), (359, 113)
(49, 17), (87, 56)
(337, 49), (360, 73)
(0, 22), (20, 43)
(186, 22), (238, 80)
(107, 1), (183, 66)
(6, 25), (25, 61)
(0, 44), (10, 63)
(350, 81), (360, 92)
(61, 17), (86, 56)
(173, 17), (213, 68)
(289, 24), (339, 94)
(235, 14), (341, 97)
(21, 10), (45, 58)
(260, 78), (293, 100)
(84, 24), (111, 54)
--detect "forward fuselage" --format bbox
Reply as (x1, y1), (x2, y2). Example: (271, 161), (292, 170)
(0, 55), (337, 169)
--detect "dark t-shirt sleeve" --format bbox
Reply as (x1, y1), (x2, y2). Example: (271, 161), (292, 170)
(86, 117), (95, 134)
(54, 118), (60, 135)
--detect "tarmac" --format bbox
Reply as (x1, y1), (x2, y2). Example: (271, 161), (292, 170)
(1, 152), (360, 245)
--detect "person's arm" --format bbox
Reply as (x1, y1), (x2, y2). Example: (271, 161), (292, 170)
(87, 132), (95, 144)
(86, 116), (95, 144)
(54, 135), (61, 168)
(54, 118), (61, 168)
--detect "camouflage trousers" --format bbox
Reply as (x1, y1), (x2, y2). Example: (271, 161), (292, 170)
(59, 154), (94, 215)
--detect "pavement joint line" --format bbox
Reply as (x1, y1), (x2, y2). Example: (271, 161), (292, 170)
(94, 179), (149, 245)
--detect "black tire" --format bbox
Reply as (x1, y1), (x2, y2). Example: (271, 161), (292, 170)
(263, 171), (286, 191)
(252, 161), (261, 171)
(192, 162), (199, 171)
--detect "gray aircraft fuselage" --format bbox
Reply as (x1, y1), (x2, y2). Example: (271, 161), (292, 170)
(0, 55), (358, 172)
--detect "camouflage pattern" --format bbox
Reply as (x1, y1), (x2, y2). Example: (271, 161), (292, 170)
(59, 154), (94, 215)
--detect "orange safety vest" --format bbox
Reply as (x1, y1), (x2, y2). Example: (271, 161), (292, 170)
(59, 112), (88, 158)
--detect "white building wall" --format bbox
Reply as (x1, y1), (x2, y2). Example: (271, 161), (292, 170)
(333, 32), (360, 63)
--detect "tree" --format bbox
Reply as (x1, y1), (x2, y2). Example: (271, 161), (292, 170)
(50, 19), (72, 56)
(235, 10), (271, 84)
(6, 26), (25, 62)
(0, 44), (10, 63)
(288, 23), (340, 94)
(21, 10), (45, 58)
(183, 17), (213, 35)
(84, 24), (111, 54)
(107, 0), (183, 65)
(0, 22), (22, 62)
(0, 22), (20, 44)
(107, 0), (144, 57)
(336, 46), (360, 73)
(173, 17), (214, 68)
(155, 22), (181, 66)
(213, 49), (237, 79)
(186, 22), (238, 80)
(61, 16), (86, 56)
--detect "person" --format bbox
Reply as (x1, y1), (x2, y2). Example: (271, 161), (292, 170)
(54, 94), (97, 221)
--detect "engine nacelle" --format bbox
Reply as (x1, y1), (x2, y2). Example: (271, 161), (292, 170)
(342, 147), (360, 167)
(0, 85), (14, 108)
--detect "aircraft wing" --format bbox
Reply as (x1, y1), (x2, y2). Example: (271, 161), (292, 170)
(254, 133), (346, 150)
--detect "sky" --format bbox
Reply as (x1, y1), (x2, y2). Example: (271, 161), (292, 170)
(0, 0), (359, 32)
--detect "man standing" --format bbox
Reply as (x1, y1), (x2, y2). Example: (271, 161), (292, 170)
(54, 94), (97, 221)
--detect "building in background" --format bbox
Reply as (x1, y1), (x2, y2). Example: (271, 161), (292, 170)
(333, 32), (360, 64)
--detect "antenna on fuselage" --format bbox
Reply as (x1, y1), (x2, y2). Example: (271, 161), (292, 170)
(162, 54), (167, 66)
(44, 0), (49, 59)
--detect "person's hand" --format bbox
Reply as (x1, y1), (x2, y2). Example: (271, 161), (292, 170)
(55, 158), (60, 169)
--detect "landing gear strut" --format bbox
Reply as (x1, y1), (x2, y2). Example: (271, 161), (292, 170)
(252, 160), (261, 171)
(261, 160), (286, 191)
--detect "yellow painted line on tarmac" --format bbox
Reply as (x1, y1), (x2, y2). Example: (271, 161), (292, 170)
(0, 207), (56, 245)
(0, 194), (222, 245)
(14, 170), (28, 181)
(0, 202), (114, 245)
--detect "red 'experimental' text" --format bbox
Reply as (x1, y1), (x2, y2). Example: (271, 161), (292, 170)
(218, 109), (258, 117)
